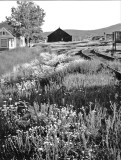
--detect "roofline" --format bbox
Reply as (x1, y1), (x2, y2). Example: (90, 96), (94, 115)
(0, 27), (14, 37)
(47, 28), (72, 37)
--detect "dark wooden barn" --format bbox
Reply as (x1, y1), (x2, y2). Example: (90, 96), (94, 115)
(47, 28), (72, 42)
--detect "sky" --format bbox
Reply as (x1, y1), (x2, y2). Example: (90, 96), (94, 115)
(0, 1), (120, 32)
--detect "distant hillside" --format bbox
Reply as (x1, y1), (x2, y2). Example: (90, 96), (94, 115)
(42, 23), (121, 40)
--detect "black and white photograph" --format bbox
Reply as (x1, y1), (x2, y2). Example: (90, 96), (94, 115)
(0, 0), (121, 159)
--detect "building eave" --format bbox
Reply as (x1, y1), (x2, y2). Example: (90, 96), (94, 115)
(0, 27), (15, 38)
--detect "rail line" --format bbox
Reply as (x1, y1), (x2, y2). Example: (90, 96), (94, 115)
(82, 49), (115, 62)
(77, 48), (121, 80)
(75, 50), (91, 60)
(90, 49), (115, 61)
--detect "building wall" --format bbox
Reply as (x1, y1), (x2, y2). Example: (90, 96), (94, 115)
(9, 38), (15, 49)
(0, 36), (26, 50)
(0, 29), (26, 51)
(0, 38), (16, 50)
(113, 32), (121, 43)
(48, 28), (72, 42)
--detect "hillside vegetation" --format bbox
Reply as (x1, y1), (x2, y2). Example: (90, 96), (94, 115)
(43, 23), (121, 40)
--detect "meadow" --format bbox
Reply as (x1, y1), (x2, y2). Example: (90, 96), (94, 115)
(0, 42), (121, 160)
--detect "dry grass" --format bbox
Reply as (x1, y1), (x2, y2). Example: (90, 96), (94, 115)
(62, 73), (117, 91)
(0, 46), (44, 76)
(107, 60), (121, 72)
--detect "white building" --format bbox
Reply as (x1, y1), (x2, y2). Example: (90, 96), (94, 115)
(0, 22), (26, 51)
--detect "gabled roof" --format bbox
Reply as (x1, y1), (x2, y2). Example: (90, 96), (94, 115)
(47, 28), (72, 37)
(0, 21), (14, 34)
(0, 27), (14, 38)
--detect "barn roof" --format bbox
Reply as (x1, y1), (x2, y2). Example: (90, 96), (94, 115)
(47, 28), (72, 37)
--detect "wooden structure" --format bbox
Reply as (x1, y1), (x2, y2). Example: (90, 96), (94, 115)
(112, 31), (121, 51)
(47, 28), (72, 42)
(0, 22), (26, 51)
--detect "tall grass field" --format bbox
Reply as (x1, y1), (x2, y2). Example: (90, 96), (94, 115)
(0, 43), (121, 160)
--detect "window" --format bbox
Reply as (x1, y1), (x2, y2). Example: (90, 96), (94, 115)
(3, 31), (5, 35)
(1, 39), (8, 48)
(0, 31), (7, 35)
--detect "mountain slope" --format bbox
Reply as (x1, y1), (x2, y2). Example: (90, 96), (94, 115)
(42, 23), (121, 40)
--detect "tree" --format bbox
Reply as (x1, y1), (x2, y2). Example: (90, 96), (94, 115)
(6, 1), (45, 46)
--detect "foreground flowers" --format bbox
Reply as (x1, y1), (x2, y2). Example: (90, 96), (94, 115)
(0, 101), (120, 160)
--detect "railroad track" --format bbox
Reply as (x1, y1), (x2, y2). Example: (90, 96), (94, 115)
(75, 50), (91, 60)
(78, 48), (121, 80)
(90, 49), (115, 61)
(82, 49), (115, 62)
